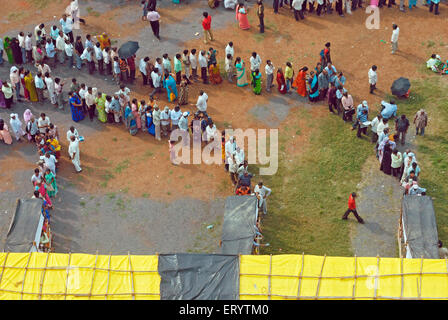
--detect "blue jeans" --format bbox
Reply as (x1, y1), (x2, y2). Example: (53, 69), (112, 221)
(416, 127), (425, 136)
(286, 79), (292, 92)
(21, 48), (26, 63)
(15, 82), (20, 100)
(408, 0), (417, 7)
(75, 54), (82, 69)
(0, 50), (3, 64)
(67, 55), (74, 68)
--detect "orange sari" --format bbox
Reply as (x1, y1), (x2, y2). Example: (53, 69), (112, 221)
(293, 70), (307, 97)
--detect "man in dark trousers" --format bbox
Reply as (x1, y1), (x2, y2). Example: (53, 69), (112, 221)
(342, 192), (364, 224)
(273, 0), (280, 13)
(335, 0), (344, 16)
(257, 0), (265, 33)
(395, 114), (410, 145)
(147, 9), (161, 40)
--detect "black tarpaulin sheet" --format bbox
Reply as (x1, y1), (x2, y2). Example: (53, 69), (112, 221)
(158, 253), (239, 300)
(402, 195), (439, 259)
(221, 195), (258, 255)
(5, 198), (43, 252)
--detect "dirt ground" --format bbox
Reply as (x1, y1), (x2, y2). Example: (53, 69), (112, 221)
(1, 0), (448, 254)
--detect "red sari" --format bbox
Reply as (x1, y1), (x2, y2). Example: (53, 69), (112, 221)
(236, 5), (250, 30)
(21, 77), (30, 100)
(293, 70), (308, 97)
(277, 72), (287, 94)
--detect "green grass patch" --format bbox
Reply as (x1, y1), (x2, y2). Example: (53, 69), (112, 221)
(142, 193), (150, 198)
(143, 150), (154, 158)
(114, 159), (130, 174)
(107, 192), (116, 200)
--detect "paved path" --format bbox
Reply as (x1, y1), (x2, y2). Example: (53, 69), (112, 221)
(350, 126), (417, 257)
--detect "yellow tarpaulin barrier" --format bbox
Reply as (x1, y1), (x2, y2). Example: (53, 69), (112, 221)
(0, 253), (160, 300)
(1, 253), (448, 299)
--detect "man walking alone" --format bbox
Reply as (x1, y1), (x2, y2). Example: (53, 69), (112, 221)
(202, 12), (214, 44)
(147, 9), (161, 40)
(391, 24), (399, 54)
(342, 192), (364, 224)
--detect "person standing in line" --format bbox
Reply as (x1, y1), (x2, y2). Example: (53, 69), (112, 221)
(317, 69), (329, 101)
(342, 192), (364, 224)
(225, 53), (234, 83)
(152, 105), (161, 141)
(395, 114), (410, 145)
(69, 135), (82, 173)
(265, 60), (275, 92)
(94, 42), (104, 75)
(284, 62), (294, 93)
(368, 65), (377, 94)
(150, 67), (162, 98)
(140, 57), (150, 85)
(370, 113), (382, 144)
(147, 9), (161, 40)
(254, 181), (272, 215)
(413, 109), (427, 136)
(74, 36), (84, 70)
(60, 14), (74, 43)
(391, 149), (403, 179)
(292, 0), (305, 21)
(198, 50), (209, 84)
(273, 0), (280, 13)
(429, 0), (440, 15)
(85, 87), (96, 121)
(182, 50), (191, 82)
(202, 12), (214, 44)
(391, 24), (399, 54)
(174, 53), (182, 84)
(44, 73), (56, 105)
(190, 49), (198, 82)
(257, 0), (265, 33)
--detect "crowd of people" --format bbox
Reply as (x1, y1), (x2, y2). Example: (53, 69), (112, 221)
(426, 53), (448, 75)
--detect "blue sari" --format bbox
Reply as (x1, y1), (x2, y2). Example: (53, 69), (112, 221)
(164, 75), (178, 102)
(308, 75), (319, 102)
(69, 94), (85, 122)
(146, 111), (155, 136)
(125, 105), (138, 135)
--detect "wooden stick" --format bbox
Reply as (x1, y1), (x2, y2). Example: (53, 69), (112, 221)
(89, 251), (99, 300)
(296, 253), (305, 300)
(64, 252), (72, 300)
(400, 256), (404, 299)
(352, 255), (357, 300)
(418, 256), (424, 299)
(374, 256), (380, 300)
(20, 252), (32, 300)
(268, 254), (272, 300)
(315, 255), (326, 300)
(128, 252), (135, 300)
(105, 254), (111, 300)
(238, 254), (241, 300)
(38, 251), (50, 300)
(0, 252), (10, 294)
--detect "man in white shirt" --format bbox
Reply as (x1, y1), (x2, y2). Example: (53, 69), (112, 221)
(18, 32), (26, 64)
(69, 135), (82, 173)
(24, 33), (33, 63)
(189, 49), (198, 81)
(44, 73), (56, 105)
(225, 53), (234, 83)
(150, 67), (162, 98)
(254, 181), (272, 215)
(225, 42), (234, 59)
(249, 52), (261, 72)
(40, 152), (57, 176)
(370, 113), (382, 143)
(391, 24), (399, 54)
(66, 126), (79, 143)
(85, 87), (96, 121)
(225, 136), (237, 171)
(195, 91), (208, 113)
(94, 42), (104, 74)
(198, 50), (208, 84)
(139, 57), (150, 86)
(170, 105), (182, 130)
(265, 60), (275, 92)
(368, 65), (377, 94)
(160, 106), (171, 138)
(234, 146), (245, 166)
(65, 39), (74, 68)
(56, 31), (67, 64)
(152, 105), (161, 141)
(205, 120), (217, 142)
(102, 47), (111, 75)
(34, 24), (46, 41)
(38, 62), (51, 76)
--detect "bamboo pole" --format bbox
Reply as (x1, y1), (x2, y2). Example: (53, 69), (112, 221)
(0, 252), (10, 292)
(296, 253), (305, 300)
(38, 251), (50, 300)
(352, 255), (357, 300)
(64, 252), (72, 300)
(20, 252), (33, 300)
(418, 256), (424, 299)
(105, 254), (111, 300)
(89, 252), (99, 300)
(400, 256), (404, 299)
(268, 254), (272, 300)
(128, 252), (135, 300)
(374, 256), (380, 300)
(315, 255), (326, 300)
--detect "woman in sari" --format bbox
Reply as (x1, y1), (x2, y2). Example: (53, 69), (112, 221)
(164, 73), (178, 102)
(292, 66), (308, 97)
(33, 44), (45, 67)
(0, 80), (6, 108)
(276, 68), (287, 94)
(235, 57), (248, 87)
(19, 68), (29, 100)
(0, 119), (13, 145)
(307, 71), (319, 102)
(146, 106), (156, 136)
(3, 37), (14, 64)
(131, 98), (142, 130)
(209, 63), (223, 84)
(315, 62), (323, 76)
(47, 136), (61, 159)
(36, 181), (52, 208)
(236, 3), (250, 30)
(23, 110), (33, 141)
(95, 91), (107, 123)
(10, 38), (22, 65)
(44, 168), (58, 197)
(68, 91), (85, 122)
(24, 70), (38, 102)
(178, 75), (189, 105)
(380, 142), (393, 175)
(125, 104), (138, 135)
(251, 69), (262, 95)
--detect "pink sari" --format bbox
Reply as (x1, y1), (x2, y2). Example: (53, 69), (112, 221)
(36, 183), (53, 207)
(236, 5), (250, 30)
(131, 103), (142, 129)
(0, 124), (13, 145)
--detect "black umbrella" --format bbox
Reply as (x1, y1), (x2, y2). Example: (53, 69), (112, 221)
(118, 41), (139, 59)
(391, 77), (411, 97)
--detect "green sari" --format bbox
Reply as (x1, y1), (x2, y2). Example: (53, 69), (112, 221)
(3, 37), (14, 64)
(95, 93), (107, 123)
(236, 61), (248, 87)
(45, 172), (58, 197)
(251, 71), (262, 95)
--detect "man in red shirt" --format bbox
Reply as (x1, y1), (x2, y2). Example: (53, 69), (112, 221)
(342, 192), (364, 224)
(202, 12), (213, 44)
